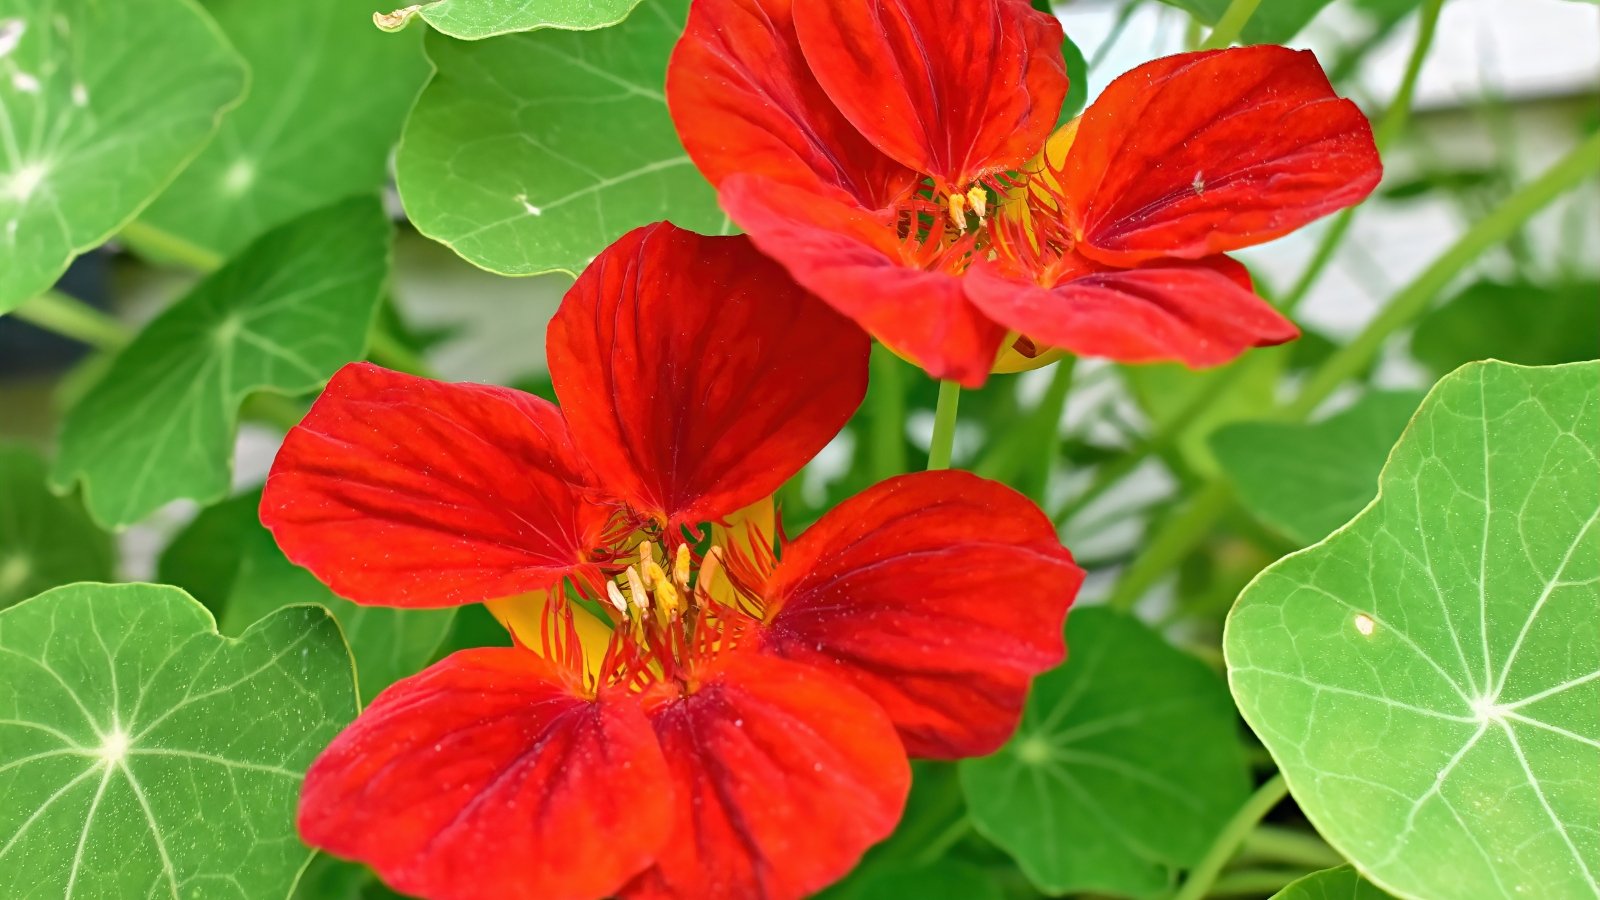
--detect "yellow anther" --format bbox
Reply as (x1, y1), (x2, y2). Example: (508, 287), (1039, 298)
(604, 580), (628, 614)
(643, 561), (670, 594)
(673, 543), (692, 591)
(624, 565), (649, 612)
(638, 542), (657, 586)
(966, 185), (988, 220)
(656, 580), (681, 619)
(947, 191), (968, 232)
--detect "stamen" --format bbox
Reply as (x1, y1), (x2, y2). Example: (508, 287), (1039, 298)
(966, 185), (988, 220)
(673, 543), (692, 591)
(947, 191), (968, 232)
(605, 580), (628, 614)
(624, 565), (649, 613)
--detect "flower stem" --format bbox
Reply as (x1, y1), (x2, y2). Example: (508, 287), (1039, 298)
(119, 220), (224, 271)
(1239, 825), (1345, 870)
(1199, 0), (1261, 50)
(1279, 0), (1446, 314)
(870, 345), (909, 479)
(1172, 774), (1289, 900)
(11, 291), (127, 349)
(1105, 130), (1600, 610)
(368, 325), (437, 378)
(926, 380), (962, 470)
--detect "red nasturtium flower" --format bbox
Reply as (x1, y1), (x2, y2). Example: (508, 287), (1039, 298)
(667, 0), (1384, 386)
(261, 222), (1084, 900)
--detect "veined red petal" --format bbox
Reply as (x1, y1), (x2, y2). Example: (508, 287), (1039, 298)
(965, 253), (1299, 367)
(1061, 46), (1381, 265)
(667, 0), (916, 210)
(760, 471), (1082, 758)
(548, 223), (869, 530)
(794, 0), (1067, 188)
(298, 648), (671, 900)
(721, 175), (1006, 387)
(261, 363), (608, 607)
(622, 652), (909, 900)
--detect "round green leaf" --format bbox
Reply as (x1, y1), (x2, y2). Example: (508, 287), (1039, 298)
(0, 582), (357, 898)
(0, 0), (245, 312)
(825, 860), (1004, 900)
(961, 607), (1252, 897)
(1227, 361), (1600, 899)
(397, 0), (644, 39)
(396, 0), (723, 278)
(1273, 866), (1396, 900)
(0, 444), (113, 607)
(52, 197), (391, 528)
(1212, 391), (1424, 547)
(133, 0), (430, 260)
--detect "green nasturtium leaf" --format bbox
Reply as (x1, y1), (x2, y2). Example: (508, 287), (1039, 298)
(0, 0), (245, 312)
(1273, 866), (1396, 900)
(0, 582), (357, 898)
(824, 860), (1005, 900)
(1227, 361), (1600, 900)
(383, 0), (644, 39)
(132, 0), (429, 261)
(961, 607), (1252, 897)
(1411, 280), (1600, 379)
(1152, 0), (1339, 43)
(0, 444), (113, 607)
(161, 489), (456, 705)
(223, 502), (456, 706)
(52, 197), (391, 528)
(396, 0), (723, 278)
(1212, 391), (1424, 547)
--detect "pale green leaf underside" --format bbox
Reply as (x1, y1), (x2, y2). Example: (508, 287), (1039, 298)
(961, 608), (1251, 897)
(0, 444), (113, 607)
(1227, 361), (1600, 900)
(1213, 391), (1424, 547)
(134, 0), (428, 259)
(52, 197), (391, 528)
(417, 0), (644, 39)
(0, 0), (245, 312)
(396, 0), (723, 278)
(1273, 866), (1396, 900)
(0, 583), (356, 899)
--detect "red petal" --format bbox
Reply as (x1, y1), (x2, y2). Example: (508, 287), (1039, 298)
(623, 652), (909, 900)
(721, 175), (1006, 387)
(794, 0), (1067, 188)
(262, 363), (608, 607)
(298, 648), (671, 900)
(548, 223), (869, 530)
(1061, 46), (1381, 265)
(760, 470), (1082, 758)
(667, 0), (916, 210)
(965, 253), (1299, 367)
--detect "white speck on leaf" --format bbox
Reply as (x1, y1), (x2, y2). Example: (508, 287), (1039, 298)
(1353, 613), (1375, 636)
(11, 70), (40, 93)
(0, 19), (23, 58)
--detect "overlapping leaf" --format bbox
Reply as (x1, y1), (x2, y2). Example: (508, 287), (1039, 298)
(1228, 361), (1600, 899)
(52, 197), (391, 528)
(1411, 280), (1599, 378)
(134, 0), (429, 260)
(962, 608), (1252, 897)
(396, 0), (723, 277)
(0, 444), (112, 607)
(0, 0), (245, 311)
(1273, 866), (1396, 899)
(0, 582), (357, 898)
(1213, 391), (1423, 546)
(382, 0), (644, 39)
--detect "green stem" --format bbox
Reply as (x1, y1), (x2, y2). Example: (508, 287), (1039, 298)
(1200, 0), (1261, 50)
(1279, 0), (1445, 314)
(368, 327), (436, 378)
(1107, 481), (1232, 611)
(1172, 774), (1289, 900)
(975, 356), (1076, 489)
(119, 220), (224, 271)
(1288, 128), (1600, 420)
(1238, 825), (1345, 870)
(914, 815), (972, 865)
(11, 291), (128, 349)
(1207, 868), (1310, 897)
(241, 392), (310, 433)
(870, 345), (909, 479)
(926, 380), (962, 470)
